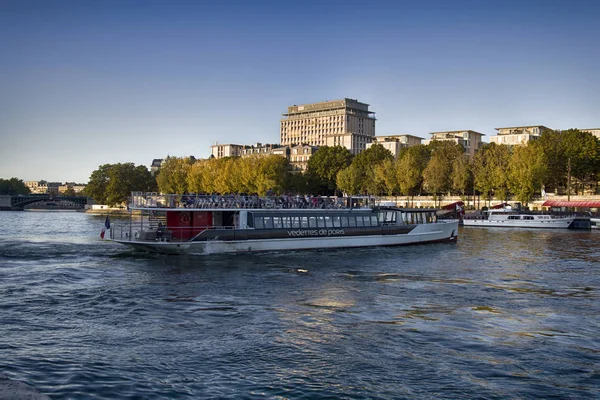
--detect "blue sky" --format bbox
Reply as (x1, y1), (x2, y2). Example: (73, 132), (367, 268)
(1, 0), (599, 183)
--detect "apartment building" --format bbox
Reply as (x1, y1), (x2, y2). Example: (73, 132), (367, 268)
(490, 125), (552, 146)
(289, 144), (319, 172)
(365, 134), (423, 159)
(280, 98), (376, 155)
(210, 143), (287, 159)
(423, 130), (485, 157)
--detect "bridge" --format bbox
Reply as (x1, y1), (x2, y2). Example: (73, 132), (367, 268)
(0, 194), (90, 210)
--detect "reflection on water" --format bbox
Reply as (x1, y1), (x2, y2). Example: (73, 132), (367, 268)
(0, 212), (599, 399)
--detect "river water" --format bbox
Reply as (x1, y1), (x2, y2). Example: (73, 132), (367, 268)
(0, 211), (598, 399)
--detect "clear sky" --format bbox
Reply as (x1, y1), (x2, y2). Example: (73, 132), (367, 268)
(1, 0), (599, 183)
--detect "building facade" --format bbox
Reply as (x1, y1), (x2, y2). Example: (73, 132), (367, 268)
(423, 130), (485, 157)
(365, 134), (423, 159)
(490, 125), (552, 146)
(280, 98), (376, 155)
(289, 144), (319, 172)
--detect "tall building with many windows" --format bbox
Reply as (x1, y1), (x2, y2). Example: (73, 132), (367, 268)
(280, 98), (376, 155)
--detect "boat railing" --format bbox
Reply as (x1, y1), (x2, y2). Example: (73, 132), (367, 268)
(130, 192), (372, 210)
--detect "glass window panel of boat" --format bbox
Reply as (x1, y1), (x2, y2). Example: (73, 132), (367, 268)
(291, 216), (300, 228)
(341, 216), (349, 227)
(273, 216), (282, 229)
(333, 216), (341, 227)
(282, 216), (291, 228)
(348, 216), (356, 227)
(324, 216), (333, 228)
(264, 217), (274, 228)
(254, 217), (264, 229)
(309, 216), (317, 228)
(356, 216), (364, 227)
(301, 216), (309, 228)
(371, 215), (378, 226)
(317, 216), (325, 228)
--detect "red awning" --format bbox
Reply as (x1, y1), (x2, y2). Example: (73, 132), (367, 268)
(490, 202), (509, 209)
(542, 200), (600, 208)
(441, 201), (464, 210)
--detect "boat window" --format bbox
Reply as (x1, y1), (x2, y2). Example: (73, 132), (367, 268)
(273, 216), (282, 229)
(254, 217), (264, 229)
(324, 216), (332, 228)
(317, 216), (325, 228)
(371, 215), (378, 226)
(523, 216), (534, 220)
(508, 216), (521, 220)
(301, 216), (309, 228)
(282, 216), (291, 228)
(348, 216), (356, 227)
(341, 216), (349, 227)
(263, 216), (274, 228)
(332, 216), (341, 227)
(291, 216), (300, 228)
(309, 216), (317, 228)
(356, 216), (364, 227)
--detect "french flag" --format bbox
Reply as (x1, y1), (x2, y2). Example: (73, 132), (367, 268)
(100, 215), (111, 239)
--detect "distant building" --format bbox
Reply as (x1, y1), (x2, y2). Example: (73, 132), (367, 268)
(280, 98), (376, 155)
(365, 134), (423, 159)
(210, 143), (287, 159)
(579, 128), (600, 139)
(423, 130), (485, 157)
(150, 159), (163, 173)
(289, 144), (319, 172)
(24, 181), (43, 194)
(490, 125), (552, 146)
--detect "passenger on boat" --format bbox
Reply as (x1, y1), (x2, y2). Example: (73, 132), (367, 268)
(156, 223), (166, 239)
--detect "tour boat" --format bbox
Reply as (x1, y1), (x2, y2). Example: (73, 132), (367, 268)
(107, 192), (459, 255)
(462, 208), (579, 229)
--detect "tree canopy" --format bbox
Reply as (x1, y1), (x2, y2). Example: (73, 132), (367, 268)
(86, 163), (157, 206)
(0, 178), (30, 195)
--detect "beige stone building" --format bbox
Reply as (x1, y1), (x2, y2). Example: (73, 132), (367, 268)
(211, 143), (287, 159)
(289, 144), (319, 172)
(490, 125), (552, 146)
(365, 134), (423, 159)
(423, 130), (485, 157)
(579, 128), (600, 139)
(280, 98), (376, 155)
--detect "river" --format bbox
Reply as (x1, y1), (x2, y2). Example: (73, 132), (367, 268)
(0, 211), (598, 399)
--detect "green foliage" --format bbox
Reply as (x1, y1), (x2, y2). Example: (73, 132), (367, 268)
(86, 163), (157, 206)
(423, 141), (463, 197)
(0, 178), (30, 195)
(348, 143), (394, 194)
(336, 164), (362, 195)
(473, 143), (511, 202)
(508, 143), (547, 205)
(156, 156), (193, 194)
(306, 146), (354, 194)
(396, 145), (430, 198)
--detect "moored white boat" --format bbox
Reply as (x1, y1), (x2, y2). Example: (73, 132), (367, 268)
(106, 192), (459, 255)
(462, 208), (580, 229)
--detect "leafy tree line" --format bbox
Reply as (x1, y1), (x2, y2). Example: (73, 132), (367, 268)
(84, 129), (599, 207)
(0, 178), (30, 195)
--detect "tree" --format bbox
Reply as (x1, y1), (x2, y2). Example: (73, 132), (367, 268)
(396, 145), (430, 204)
(306, 146), (353, 194)
(350, 143), (394, 194)
(423, 141), (463, 204)
(508, 143), (547, 205)
(86, 163), (157, 206)
(451, 153), (472, 197)
(473, 143), (511, 204)
(156, 156), (193, 194)
(0, 178), (30, 195)
(336, 164), (362, 195)
(373, 158), (398, 196)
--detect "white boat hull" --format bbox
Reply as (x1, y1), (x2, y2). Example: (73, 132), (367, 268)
(462, 218), (575, 229)
(112, 221), (459, 255)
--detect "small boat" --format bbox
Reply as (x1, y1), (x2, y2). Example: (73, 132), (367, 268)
(107, 192), (459, 255)
(462, 207), (582, 229)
